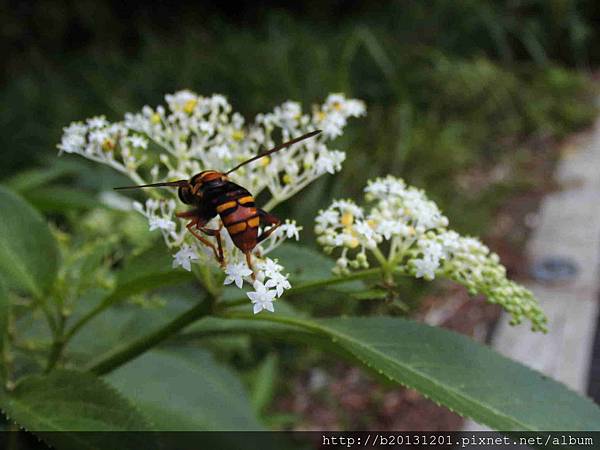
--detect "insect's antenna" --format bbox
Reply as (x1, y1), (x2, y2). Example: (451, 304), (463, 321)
(225, 130), (321, 175)
(113, 180), (188, 190)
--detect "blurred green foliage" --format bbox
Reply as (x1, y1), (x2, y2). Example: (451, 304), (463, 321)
(2, 1), (598, 240)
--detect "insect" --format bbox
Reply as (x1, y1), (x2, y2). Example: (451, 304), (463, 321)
(114, 130), (321, 278)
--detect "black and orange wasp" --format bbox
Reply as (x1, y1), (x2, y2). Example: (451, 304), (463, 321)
(115, 130), (321, 278)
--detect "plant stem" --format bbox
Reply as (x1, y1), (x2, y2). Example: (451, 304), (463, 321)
(39, 301), (58, 335)
(45, 313), (66, 373)
(2, 309), (16, 390)
(371, 246), (395, 284)
(85, 267), (387, 376)
(44, 338), (65, 373)
(221, 267), (384, 309)
(194, 264), (221, 298)
(221, 310), (322, 333)
(63, 270), (195, 351)
(86, 298), (214, 375)
(63, 290), (123, 345)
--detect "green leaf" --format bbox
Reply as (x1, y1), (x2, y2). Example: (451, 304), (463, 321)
(22, 186), (100, 213)
(108, 348), (263, 431)
(2, 160), (81, 193)
(250, 353), (278, 415)
(313, 317), (600, 431)
(115, 244), (193, 289)
(0, 278), (8, 358)
(269, 243), (364, 291)
(0, 369), (151, 450)
(100, 244), (195, 310)
(195, 314), (600, 431)
(0, 186), (59, 297)
(66, 245), (195, 341)
(66, 293), (198, 364)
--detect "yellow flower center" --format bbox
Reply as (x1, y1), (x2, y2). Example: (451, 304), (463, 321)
(260, 156), (271, 166)
(347, 237), (360, 249)
(341, 212), (354, 227)
(232, 130), (245, 141)
(183, 99), (197, 114)
(283, 174), (293, 184)
(150, 113), (161, 124)
(102, 138), (115, 152)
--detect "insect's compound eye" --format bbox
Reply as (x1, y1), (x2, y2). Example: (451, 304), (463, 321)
(178, 185), (195, 204)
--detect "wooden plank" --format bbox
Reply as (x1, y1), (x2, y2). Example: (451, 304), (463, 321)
(464, 122), (600, 430)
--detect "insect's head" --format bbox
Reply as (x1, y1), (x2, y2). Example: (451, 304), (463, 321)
(177, 184), (195, 204)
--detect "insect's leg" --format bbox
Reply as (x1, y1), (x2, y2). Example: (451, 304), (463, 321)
(186, 220), (220, 261)
(199, 222), (225, 267)
(256, 209), (282, 244)
(176, 210), (198, 219)
(245, 251), (256, 281)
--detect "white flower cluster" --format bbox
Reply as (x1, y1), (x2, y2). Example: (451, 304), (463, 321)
(315, 175), (547, 331)
(58, 90), (365, 313)
(68, 90), (366, 207)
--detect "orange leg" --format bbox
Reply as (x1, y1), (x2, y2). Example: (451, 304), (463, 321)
(256, 209), (282, 244)
(178, 210), (224, 266)
(186, 221), (221, 262)
(199, 222), (225, 267)
(176, 209), (199, 219)
(245, 251), (256, 281)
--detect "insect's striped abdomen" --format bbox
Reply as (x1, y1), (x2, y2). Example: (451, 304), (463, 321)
(209, 183), (260, 252)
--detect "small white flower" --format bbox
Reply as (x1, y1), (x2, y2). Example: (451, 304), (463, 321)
(320, 114), (346, 139)
(128, 135), (148, 149)
(315, 154), (336, 174)
(58, 133), (86, 154)
(278, 221), (301, 240)
(223, 262), (253, 289)
(213, 145), (232, 159)
(315, 209), (339, 229)
(265, 271), (291, 297)
(331, 199), (363, 218)
(419, 239), (443, 261)
(413, 257), (439, 279)
(149, 216), (176, 233)
(88, 129), (108, 144)
(258, 258), (283, 279)
(344, 99), (367, 117)
(354, 220), (374, 239)
(172, 245), (199, 271)
(87, 116), (108, 129)
(247, 281), (276, 314)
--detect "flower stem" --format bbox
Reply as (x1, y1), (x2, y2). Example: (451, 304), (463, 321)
(85, 267), (387, 375)
(371, 247), (394, 284)
(221, 267), (383, 309)
(86, 297), (214, 375)
(45, 313), (66, 373)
